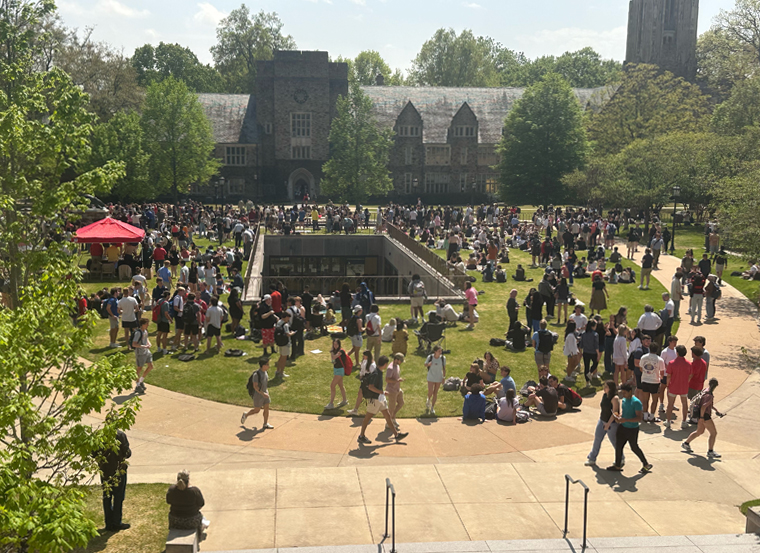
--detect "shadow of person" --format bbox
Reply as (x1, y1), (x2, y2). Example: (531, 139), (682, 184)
(592, 465), (647, 492)
(111, 391), (139, 405)
(236, 426), (264, 442)
(686, 454), (719, 471)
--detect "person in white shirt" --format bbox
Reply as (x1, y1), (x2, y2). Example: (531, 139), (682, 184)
(569, 305), (588, 332)
(636, 305), (662, 340)
(435, 299), (459, 323)
(381, 318), (396, 342)
(612, 324), (629, 387)
(365, 305), (382, 359)
(563, 320), (580, 382)
(204, 297), (224, 353)
(347, 351), (377, 417)
(670, 269), (684, 321)
(638, 343), (666, 422)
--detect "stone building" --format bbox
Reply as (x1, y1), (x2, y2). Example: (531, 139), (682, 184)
(625, 0), (699, 81)
(196, 51), (603, 202)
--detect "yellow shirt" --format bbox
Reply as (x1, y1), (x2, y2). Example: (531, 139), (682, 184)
(105, 246), (120, 262)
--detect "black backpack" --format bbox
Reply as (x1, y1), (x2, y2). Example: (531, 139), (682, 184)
(361, 370), (380, 399)
(183, 302), (196, 325)
(274, 324), (289, 346)
(289, 308), (305, 331)
(346, 315), (359, 336)
(246, 371), (257, 398)
(537, 329), (554, 354)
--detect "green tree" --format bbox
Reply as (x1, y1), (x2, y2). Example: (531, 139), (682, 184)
(0, 1), (138, 551)
(587, 64), (709, 156)
(696, 28), (756, 101)
(141, 77), (220, 201)
(712, 75), (760, 135)
(409, 28), (499, 87)
(321, 81), (393, 203)
(714, 168), (760, 262)
(714, 0), (760, 66)
(132, 42), (223, 92)
(90, 111), (151, 200)
(210, 5), (296, 93)
(553, 47), (622, 88)
(496, 73), (588, 205)
(351, 50), (403, 85)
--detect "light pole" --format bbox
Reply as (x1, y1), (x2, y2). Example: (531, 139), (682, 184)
(670, 185), (680, 254)
(471, 179), (476, 208)
(412, 177), (418, 199)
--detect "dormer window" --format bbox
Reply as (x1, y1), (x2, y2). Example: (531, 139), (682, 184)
(454, 126), (475, 138)
(398, 126), (420, 137)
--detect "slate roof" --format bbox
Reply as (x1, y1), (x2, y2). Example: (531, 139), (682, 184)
(360, 86), (608, 144)
(197, 94), (258, 144)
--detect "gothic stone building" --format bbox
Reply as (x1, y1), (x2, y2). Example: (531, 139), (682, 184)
(196, 50), (603, 203)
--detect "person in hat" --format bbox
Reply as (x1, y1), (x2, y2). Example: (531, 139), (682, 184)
(714, 248), (728, 285)
(346, 304), (365, 366)
(681, 377), (724, 458)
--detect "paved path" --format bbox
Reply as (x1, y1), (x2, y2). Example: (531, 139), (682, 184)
(90, 252), (760, 551)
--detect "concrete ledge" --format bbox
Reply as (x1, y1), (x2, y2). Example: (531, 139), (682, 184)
(166, 528), (199, 553)
(746, 506), (760, 534)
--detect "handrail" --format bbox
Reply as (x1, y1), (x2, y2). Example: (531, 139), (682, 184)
(564, 474), (589, 550)
(383, 478), (397, 553)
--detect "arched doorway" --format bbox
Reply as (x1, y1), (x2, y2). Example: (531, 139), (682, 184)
(287, 169), (316, 202)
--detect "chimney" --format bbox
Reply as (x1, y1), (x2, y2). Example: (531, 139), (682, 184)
(375, 73), (385, 86)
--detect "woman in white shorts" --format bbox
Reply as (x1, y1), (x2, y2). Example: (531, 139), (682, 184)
(347, 351), (376, 417)
(424, 345), (446, 415)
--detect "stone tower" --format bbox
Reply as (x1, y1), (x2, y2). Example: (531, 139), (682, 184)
(625, 0), (699, 81)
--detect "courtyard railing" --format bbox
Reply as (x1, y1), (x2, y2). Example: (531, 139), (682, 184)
(563, 474), (589, 550)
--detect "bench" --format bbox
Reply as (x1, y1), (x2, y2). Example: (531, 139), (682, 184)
(166, 529), (198, 553)
(747, 505), (760, 534)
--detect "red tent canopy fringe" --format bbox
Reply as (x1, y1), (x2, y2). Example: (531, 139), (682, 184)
(73, 217), (145, 244)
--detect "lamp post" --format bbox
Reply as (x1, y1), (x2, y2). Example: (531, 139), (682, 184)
(670, 184), (680, 254)
(219, 176), (226, 210)
(471, 179), (476, 208)
(412, 177), (418, 199)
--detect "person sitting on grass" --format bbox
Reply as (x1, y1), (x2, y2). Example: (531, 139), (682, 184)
(512, 264), (533, 282)
(462, 383), (487, 422)
(522, 376), (559, 417)
(461, 362), (484, 397)
(505, 320), (530, 352)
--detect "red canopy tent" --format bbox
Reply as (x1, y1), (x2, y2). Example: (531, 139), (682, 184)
(74, 217), (145, 244)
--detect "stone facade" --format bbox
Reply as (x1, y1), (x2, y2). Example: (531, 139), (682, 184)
(625, 0), (699, 82)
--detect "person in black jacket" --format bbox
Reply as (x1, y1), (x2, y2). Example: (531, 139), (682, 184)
(167, 470), (208, 535)
(95, 428), (131, 532)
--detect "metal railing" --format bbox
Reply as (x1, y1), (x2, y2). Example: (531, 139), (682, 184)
(563, 474), (589, 550)
(384, 220), (468, 290)
(383, 478), (397, 553)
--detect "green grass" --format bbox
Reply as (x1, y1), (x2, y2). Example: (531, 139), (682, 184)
(73, 484), (168, 553)
(740, 499), (760, 516)
(81, 243), (668, 418)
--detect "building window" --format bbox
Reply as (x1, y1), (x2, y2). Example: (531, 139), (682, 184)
(425, 145), (451, 166)
(405, 146), (413, 165)
(229, 178), (245, 195)
(454, 126), (475, 138)
(425, 173), (449, 194)
(398, 126), (420, 137)
(460, 147), (468, 165)
(459, 173), (469, 192)
(291, 113), (311, 138)
(292, 146), (311, 159)
(225, 146), (246, 166)
(404, 173), (413, 194)
(477, 146), (500, 167)
(265, 123), (272, 135)
(475, 173), (499, 194)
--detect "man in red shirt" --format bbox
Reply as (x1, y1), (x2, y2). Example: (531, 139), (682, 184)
(152, 245), (167, 273)
(688, 347), (707, 400)
(665, 345), (692, 430)
(268, 284), (282, 315)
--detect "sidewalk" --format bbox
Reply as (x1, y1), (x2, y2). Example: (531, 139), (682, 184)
(93, 249), (760, 551)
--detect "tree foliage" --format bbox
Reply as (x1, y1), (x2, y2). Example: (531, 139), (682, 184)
(714, 168), (760, 262)
(696, 28), (756, 102)
(211, 5), (296, 93)
(0, 2), (139, 551)
(714, 0), (760, 66)
(132, 42), (223, 92)
(336, 50), (405, 86)
(712, 75), (760, 135)
(141, 77), (219, 201)
(89, 111), (151, 200)
(587, 64), (710, 156)
(496, 73), (588, 205)
(499, 47), (621, 88)
(321, 81), (393, 203)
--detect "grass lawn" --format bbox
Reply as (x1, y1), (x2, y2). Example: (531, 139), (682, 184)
(741, 498), (760, 516)
(82, 239), (668, 418)
(73, 484), (168, 553)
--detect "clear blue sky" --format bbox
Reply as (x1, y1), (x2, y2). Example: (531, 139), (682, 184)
(57, 0), (734, 72)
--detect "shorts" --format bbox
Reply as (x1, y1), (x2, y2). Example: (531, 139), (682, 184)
(668, 391), (688, 399)
(252, 392), (270, 409)
(634, 368), (642, 387)
(350, 334), (363, 348)
(536, 402), (557, 417)
(640, 381), (660, 395)
(279, 345), (291, 357)
(410, 297), (424, 308)
(702, 413), (712, 421)
(366, 397), (388, 415)
(641, 267), (652, 278)
(175, 319), (185, 331)
(628, 241), (638, 247)
(207, 325), (221, 337)
(109, 317), (119, 330)
(557, 297), (569, 304)
(157, 322), (170, 333)
(687, 388), (702, 400)
(534, 351), (551, 367)
(136, 350), (153, 368)
(333, 366), (345, 377)
(261, 328), (275, 346)
(184, 324), (199, 336)
(122, 319), (137, 329)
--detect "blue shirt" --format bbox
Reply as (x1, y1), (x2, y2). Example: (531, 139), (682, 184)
(621, 395), (643, 428)
(500, 376), (516, 393)
(463, 392), (487, 421)
(106, 297), (119, 318)
(158, 266), (171, 283)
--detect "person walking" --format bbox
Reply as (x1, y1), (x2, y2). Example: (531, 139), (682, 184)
(365, 304), (382, 360)
(671, 269), (684, 321)
(607, 383), (653, 474)
(586, 380), (624, 467)
(274, 312), (294, 380)
(325, 338), (349, 410)
(347, 305), (365, 366)
(704, 274), (719, 321)
(385, 353), (405, 429)
(689, 270), (706, 324)
(424, 345), (446, 415)
(204, 296), (224, 353)
(347, 351), (375, 417)
(131, 318), (154, 393)
(464, 281), (478, 330)
(665, 345), (692, 429)
(357, 355), (409, 444)
(682, 378), (724, 458)
(95, 423), (132, 532)
(241, 357), (274, 429)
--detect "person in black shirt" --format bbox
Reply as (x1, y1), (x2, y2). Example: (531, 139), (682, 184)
(167, 470), (207, 535)
(524, 376), (558, 416)
(639, 248), (653, 290)
(95, 428), (131, 531)
(506, 320), (530, 352)
(506, 289), (519, 327)
(698, 253), (712, 278)
(461, 362), (484, 396)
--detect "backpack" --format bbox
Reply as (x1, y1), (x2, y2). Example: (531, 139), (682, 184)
(182, 302), (196, 325)
(221, 305), (229, 324)
(246, 371), (259, 398)
(443, 376), (461, 391)
(411, 280), (425, 298)
(537, 329), (554, 354)
(225, 348), (244, 357)
(565, 387), (583, 408)
(689, 390), (707, 420)
(152, 299), (166, 323)
(289, 307), (305, 331)
(711, 286), (722, 300)
(346, 315), (359, 336)
(169, 291), (181, 317)
(338, 350), (354, 376)
(360, 370), (379, 399)
(490, 338), (507, 347)
(274, 324), (289, 347)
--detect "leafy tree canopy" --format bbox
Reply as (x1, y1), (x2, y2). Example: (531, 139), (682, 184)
(696, 28), (756, 102)
(132, 42), (223, 92)
(335, 50), (405, 86)
(712, 74), (760, 135)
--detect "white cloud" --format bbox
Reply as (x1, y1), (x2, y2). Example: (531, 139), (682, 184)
(517, 26), (627, 60)
(194, 2), (227, 26)
(349, 0), (366, 5)
(96, 0), (149, 18)
(463, 2), (483, 8)
(58, 1), (86, 15)
(144, 29), (160, 40)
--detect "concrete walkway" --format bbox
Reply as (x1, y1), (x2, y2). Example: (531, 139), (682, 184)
(91, 252), (760, 551)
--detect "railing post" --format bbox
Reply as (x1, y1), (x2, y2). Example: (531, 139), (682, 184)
(563, 474), (570, 538)
(391, 486), (396, 553)
(384, 478), (389, 539)
(564, 474), (589, 550)
(582, 486), (589, 550)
